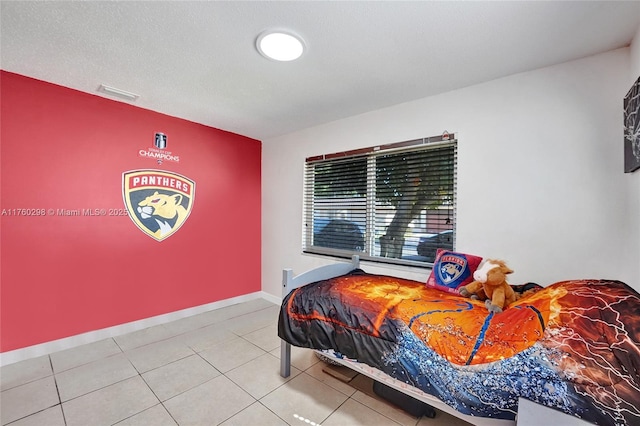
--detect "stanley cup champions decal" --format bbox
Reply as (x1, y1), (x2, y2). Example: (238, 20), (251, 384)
(123, 170), (195, 241)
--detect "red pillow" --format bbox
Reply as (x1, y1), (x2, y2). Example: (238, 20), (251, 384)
(426, 249), (483, 294)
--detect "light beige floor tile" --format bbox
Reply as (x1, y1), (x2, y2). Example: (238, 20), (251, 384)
(0, 355), (52, 391)
(199, 337), (266, 373)
(198, 299), (278, 325)
(347, 375), (420, 426)
(113, 324), (174, 352)
(242, 298), (279, 311)
(175, 323), (237, 353)
(220, 305), (280, 336)
(160, 312), (218, 337)
(292, 347), (322, 371)
(56, 353), (138, 401)
(0, 375), (59, 425)
(50, 338), (121, 373)
(269, 345), (321, 372)
(219, 401), (287, 426)
(416, 410), (473, 425)
(304, 360), (358, 396)
(6, 404), (65, 426)
(259, 372), (349, 426)
(115, 403), (178, 426)
(225, 353), (300, 399)
(163, 375), (255, 425)
(142, 354), (221, 401)
(322, 398), (405, 426)
(125, 338), (194, 373)
(242, 323), (281, 352)
(62, 376), (159, 426)
(351, 389), (419, 426)
(350, 375), (471, 426)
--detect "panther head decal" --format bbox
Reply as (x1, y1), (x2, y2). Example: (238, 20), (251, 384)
(137, 191), (187, 238)
(123, 170), (195, 241)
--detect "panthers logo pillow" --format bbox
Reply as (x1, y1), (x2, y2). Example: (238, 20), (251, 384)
(426, 249), (483, 294)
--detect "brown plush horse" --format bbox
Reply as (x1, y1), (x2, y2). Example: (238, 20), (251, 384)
(459, 259), (517, 313)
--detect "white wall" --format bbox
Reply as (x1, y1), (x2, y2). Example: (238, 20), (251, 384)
(262, 46), (639, 298)
(628, 25), (640, 285)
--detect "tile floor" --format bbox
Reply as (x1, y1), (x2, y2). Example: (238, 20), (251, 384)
(1, 298), (472, 426)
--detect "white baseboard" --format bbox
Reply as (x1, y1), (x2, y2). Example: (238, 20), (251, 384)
(259, 290), (281, 305)
(1, 291), (280, 367)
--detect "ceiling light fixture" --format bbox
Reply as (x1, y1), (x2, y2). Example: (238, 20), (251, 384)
(97, 84), (139, 101)
(256, 30), (305, 62)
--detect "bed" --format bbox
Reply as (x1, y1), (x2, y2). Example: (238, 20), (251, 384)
(278, 255), (640, 426)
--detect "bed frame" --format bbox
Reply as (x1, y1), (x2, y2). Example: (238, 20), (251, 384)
(278, 256), (591, 425)
(278, 255), (517, 426)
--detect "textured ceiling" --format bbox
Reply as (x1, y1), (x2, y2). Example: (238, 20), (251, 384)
(2, 1), (640, 141)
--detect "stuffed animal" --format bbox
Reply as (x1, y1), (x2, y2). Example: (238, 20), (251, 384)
(459, 259), (517, 313)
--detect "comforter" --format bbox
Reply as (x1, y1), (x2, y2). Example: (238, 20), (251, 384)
(278, 269), (640, 425)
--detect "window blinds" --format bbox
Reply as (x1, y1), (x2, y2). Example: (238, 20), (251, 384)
(304, 135), (457, 267)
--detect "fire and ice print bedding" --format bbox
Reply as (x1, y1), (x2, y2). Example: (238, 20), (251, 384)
(278, 269), (640, 425)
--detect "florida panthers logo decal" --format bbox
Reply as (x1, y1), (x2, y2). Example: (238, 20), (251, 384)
(123, 170), (195, 241)
(437, 253), (468, 286)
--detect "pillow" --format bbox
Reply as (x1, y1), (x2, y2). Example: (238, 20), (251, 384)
(426, 249), (483, 294)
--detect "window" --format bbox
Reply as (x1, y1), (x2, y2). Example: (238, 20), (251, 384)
(303, 134), (457, 267)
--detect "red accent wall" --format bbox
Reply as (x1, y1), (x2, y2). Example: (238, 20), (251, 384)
(0, 71), (262, 352)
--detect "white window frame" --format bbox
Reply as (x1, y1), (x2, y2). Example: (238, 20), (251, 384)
(303, 134), (457, 268)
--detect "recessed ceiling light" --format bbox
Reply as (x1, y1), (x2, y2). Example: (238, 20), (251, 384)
(256, 31), (305, 62)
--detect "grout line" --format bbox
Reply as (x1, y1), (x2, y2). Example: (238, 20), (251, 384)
(50, 344), (125, 375)
(49, 355), (68, 426)
(255, 400), (292, 426)
(112, 335), (125, 353)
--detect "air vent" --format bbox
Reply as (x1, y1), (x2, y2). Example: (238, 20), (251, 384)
(97, 84), (139, 101)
